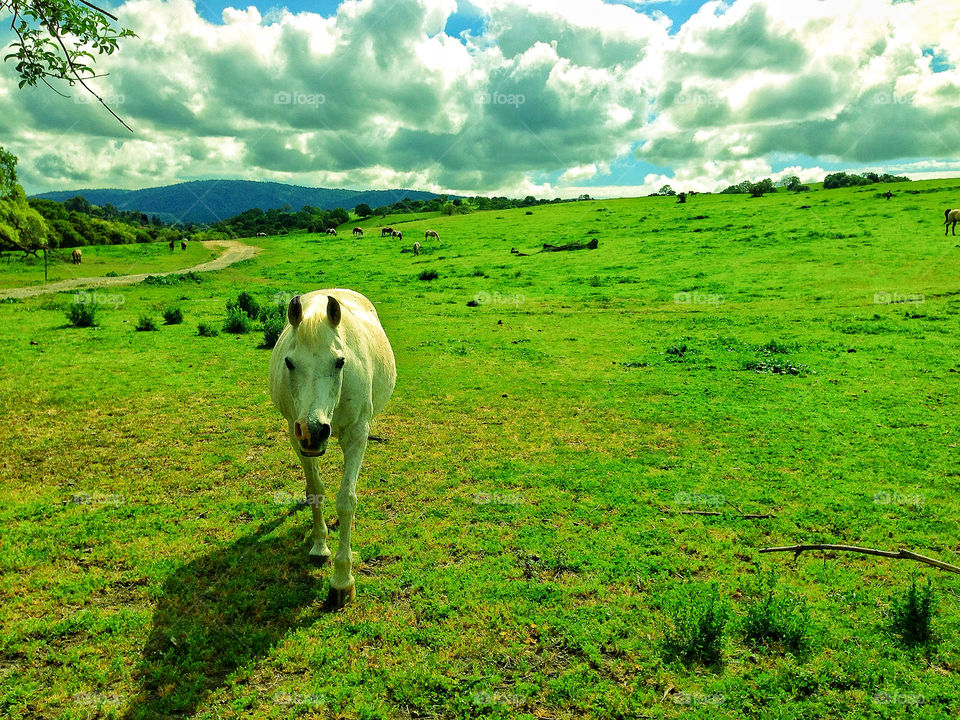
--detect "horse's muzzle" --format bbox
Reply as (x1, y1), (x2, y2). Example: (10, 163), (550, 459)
(295, 419), (331, 456)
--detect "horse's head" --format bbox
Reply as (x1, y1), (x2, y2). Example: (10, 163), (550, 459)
(282, 294), (346, 457)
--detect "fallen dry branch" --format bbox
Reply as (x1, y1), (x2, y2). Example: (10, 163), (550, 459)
(760, 544), (960, 575)
(541, 238), (599, 252)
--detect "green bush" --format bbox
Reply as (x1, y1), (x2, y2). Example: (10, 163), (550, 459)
(228, 291), (260, 319)
(888, 578), (936, 646)
(65, 302), (98, 328)
(197, 322), (219, 337)
(223, 306), (252, 334)
(261, 303), (286, 348)
(741, 571), (812, 653)
(662, 584), (728, 665)
(418, 269), (439, 281)
(162, 306), (184, 325)
(135, 314), (158, 332)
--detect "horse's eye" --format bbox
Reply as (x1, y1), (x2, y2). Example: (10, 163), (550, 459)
(285, 357), (295, 371)
(334, 357), (345, 370)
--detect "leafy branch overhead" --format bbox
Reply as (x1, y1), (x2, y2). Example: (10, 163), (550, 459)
(2, 0), (137, 130)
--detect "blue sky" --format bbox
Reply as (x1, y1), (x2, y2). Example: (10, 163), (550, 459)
(3, 0), (959, 196)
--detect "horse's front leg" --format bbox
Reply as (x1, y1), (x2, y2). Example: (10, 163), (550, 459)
(326, 423), (370, 609)
(292, 435), (330, 566)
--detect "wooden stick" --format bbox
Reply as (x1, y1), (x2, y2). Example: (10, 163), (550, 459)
(760, 544), (960, 575)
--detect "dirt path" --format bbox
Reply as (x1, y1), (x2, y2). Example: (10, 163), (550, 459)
(0, 240), (261, 300)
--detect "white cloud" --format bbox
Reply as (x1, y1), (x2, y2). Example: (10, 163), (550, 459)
(1, 0), (958, 196)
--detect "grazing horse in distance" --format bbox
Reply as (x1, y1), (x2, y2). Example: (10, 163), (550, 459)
(946, 209), (960, 236)
(269, 290), (396, 609)
(424, 230), (439, 241)
(72, 249), (82, 265)
(413, 241), (421, 256)
(169, 239), (175, 251)
(181, 240), (187, 251)
(381, 227), (394, 237)
(352, 227), (363, 237)
(392, 230), (402, 242)
(256, 231), (267, 237)
(326, 228), (337, 236)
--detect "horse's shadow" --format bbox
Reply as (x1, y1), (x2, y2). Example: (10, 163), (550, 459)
(123, 510), (325, 719)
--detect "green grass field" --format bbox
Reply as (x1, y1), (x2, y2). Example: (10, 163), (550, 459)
(0, 241), (217, 290)
(2, 179), (960, 719)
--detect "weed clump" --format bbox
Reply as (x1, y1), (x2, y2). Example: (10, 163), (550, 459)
(741, 571), (813, 653)
(197, 322), (219, 337)
(162, 307), (184, 325)
(888, 578), (935, 646)
(135, 314), (158, 332)
(65, 303), (98, 328)
(662, 584), (728, 665)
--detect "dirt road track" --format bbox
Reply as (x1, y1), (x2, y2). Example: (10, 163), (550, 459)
(0, 240), (260, 300)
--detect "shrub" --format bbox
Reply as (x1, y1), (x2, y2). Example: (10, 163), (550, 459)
(223, 306), (252, 334)
(418, 270), (439, 281)
(741, 571), (812, 653)
(662, 584), (728, 665)
(135, 314), (158, 332)
(262, 304), (286, 349)
(227, 290), (260, 320)
(162, 306), (184, 325)
(888, 578), (935, 646)
(65, 302), (98, 327)
(197, 322), (219, 337)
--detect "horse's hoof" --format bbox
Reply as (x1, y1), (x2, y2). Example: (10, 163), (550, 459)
(324, 584), (355, 611)
(308, 553), (330, 567)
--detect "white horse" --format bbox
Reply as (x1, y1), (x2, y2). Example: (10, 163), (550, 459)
(424, 230), (439, 241)
(945, 209), (960, 236)
(269, 289), (396, 608)
(413, 241), (421, 256)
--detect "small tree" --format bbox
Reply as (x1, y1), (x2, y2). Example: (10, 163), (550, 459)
(748, 178), (776, 197)
(354, 203), (373, 218)
(658, 185), (676, 196)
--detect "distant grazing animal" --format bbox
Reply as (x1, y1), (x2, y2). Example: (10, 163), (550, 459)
(169, 239), (175, 251)
(269, 290), (396, 609)
(72, 249), (82, 265)
(884, 190), (893, 200)
(352, 227), (363, 237)
(181, 240), (187, 251)
(413, 241), (421, 256)
(946, 209), (960, 236)
(381, 227), (394, 237)
(257, 232), (267, 238)
(424, 230), (439, 241)
(326, 228), (337, 236)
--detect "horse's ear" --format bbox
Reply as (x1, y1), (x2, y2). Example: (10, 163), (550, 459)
(287, 295), (303, 327)
(326, 295), (341, 328)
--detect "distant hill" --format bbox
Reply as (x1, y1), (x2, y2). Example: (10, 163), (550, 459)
(31, 180), (446, 225)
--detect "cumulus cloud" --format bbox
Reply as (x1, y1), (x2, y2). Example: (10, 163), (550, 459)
(1, 0), (958, 196)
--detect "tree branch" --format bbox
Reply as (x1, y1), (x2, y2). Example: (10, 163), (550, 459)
(760, 544), (960, 575)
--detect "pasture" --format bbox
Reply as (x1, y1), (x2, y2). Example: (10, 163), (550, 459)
(2, 179), (960, 719)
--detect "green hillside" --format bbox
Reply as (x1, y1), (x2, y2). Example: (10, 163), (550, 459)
(2, 178), (960, 719)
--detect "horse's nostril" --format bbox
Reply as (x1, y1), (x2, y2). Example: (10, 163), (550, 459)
(295, 421), (307, 441)
(318, 424), (331, 442)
